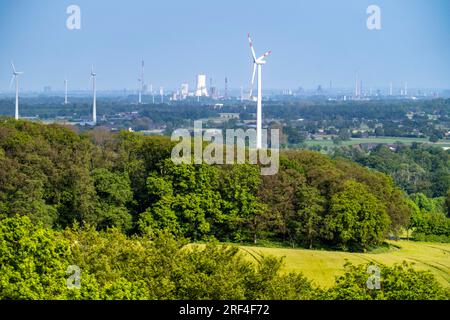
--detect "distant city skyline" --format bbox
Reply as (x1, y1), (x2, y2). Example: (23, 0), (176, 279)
(0, 0), (449, 91)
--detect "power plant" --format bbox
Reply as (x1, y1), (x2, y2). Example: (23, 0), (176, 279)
(195, 74), (208, 97)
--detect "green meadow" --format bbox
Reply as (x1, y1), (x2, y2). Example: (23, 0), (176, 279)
(240, 241), (450, 289)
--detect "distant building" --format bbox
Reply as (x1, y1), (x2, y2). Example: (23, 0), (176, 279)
(195, 74), (208, 97)
(181, 83), (189, 99)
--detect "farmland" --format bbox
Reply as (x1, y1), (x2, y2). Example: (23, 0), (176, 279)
(241, 241), (450, 289)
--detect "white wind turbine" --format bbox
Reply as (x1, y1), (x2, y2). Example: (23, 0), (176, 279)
(10, 61), (24, 120)
(90, 65), (97, 124)
(64, 77), (68, 105)
(160, 86), (164, 103)
(138, 59), (144, 104)
(150, 83), (155, 104)
(248, 33), (271, 149)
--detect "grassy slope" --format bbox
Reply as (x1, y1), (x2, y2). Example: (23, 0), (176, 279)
(240, 241), (450, 289)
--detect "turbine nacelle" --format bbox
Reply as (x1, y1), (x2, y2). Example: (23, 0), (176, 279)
(10, 61), (23, 88)
(90, 65), (96, 77)
(11, 61), (23, 77)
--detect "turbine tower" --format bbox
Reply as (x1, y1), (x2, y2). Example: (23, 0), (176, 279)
(64, 77), (68, 105)
(150, 84), (155, 104)
(248, 33), (271, 149)
(224, 77), (228, 99)
(90, 65), (97, 124)
(10, 62), (23, 120)
(138, 59), (144, 104)
(160, 86), (164, 103)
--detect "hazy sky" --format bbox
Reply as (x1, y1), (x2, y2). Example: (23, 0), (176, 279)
(0, 0), (449, 91)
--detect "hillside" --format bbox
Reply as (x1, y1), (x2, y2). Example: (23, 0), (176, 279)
(0, 119), (449, 300)
(241, 241), (450, 289)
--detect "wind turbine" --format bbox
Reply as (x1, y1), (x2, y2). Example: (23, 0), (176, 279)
(90, 65), (97, 124)
(150, 83), (155, 104)
(247, 33), (271, 149)
(10, 61), (23, 120)
(64, 77), (68, 105)
(138, 59), (144, 104)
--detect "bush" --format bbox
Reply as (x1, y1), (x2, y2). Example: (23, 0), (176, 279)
(413, 233), (450, 243)
(324, 262), (449, 300)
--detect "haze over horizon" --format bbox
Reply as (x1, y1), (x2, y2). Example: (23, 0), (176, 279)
(0, 0), (449, 91)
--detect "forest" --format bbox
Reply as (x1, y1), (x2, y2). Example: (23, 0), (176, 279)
(335, 144), (450, 242)
(0, 118), (449, 299)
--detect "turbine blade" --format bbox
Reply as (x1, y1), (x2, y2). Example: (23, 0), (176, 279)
(247, 33), (257, 61)
(251, 63), (257, 86)
(249, 63), (256, 98)
(259, 50), (272, 60)
(9, 75), (15, 88)
(11, 61), (16, 73)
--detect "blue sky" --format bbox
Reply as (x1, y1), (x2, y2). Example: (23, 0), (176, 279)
(0, 0), (449, 91)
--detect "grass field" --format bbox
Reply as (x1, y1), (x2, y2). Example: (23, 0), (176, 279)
(240, 241), (450, 289)
(302, 137), (450, 148)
